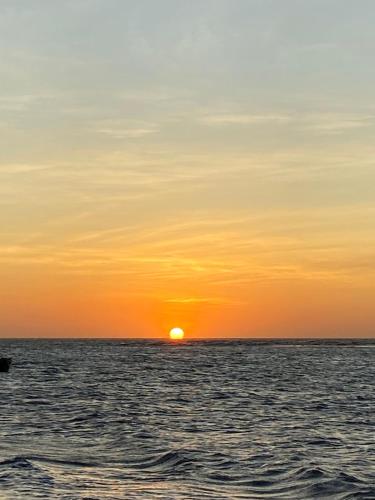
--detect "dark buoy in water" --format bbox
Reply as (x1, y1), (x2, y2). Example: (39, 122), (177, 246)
(0, 358), (11, 372)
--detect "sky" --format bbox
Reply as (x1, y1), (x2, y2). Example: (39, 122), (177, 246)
(0, 0), (374, 338)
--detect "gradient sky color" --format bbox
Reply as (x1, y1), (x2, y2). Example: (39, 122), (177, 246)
(1, 0), (374, 338)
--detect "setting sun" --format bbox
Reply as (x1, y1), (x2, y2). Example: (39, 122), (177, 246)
(169, 327), (185, 341)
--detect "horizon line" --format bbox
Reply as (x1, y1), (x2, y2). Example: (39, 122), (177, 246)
(0, 336), (374, 341)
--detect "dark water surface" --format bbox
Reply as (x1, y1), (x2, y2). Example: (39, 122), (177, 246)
(0, 339), (374, 499)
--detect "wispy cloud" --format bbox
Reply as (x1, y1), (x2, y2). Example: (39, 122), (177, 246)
(97, 126), (158, 139)
(164, 297), (229, 305)
(0, 163), (56, 174)
(304, 113), (375, 134)
(2, 201), (374, 289)
(0, 94), (37, 112)
(199, 110), (375, 135)
(200, 113), (292, 125)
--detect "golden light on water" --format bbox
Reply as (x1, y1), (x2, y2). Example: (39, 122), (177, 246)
(169, 327), (185, 341)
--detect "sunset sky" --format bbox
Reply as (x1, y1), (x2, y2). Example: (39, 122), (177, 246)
(1, 0), (374, 338)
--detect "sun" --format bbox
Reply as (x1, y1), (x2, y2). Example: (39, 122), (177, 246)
(169, 327), (185, 341)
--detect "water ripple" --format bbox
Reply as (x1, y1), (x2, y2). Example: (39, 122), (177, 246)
(0, 339), (374, 498)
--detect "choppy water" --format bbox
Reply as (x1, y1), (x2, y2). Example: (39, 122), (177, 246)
(0, 339), (374, 499)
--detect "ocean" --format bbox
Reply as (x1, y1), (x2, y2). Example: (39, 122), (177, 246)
(0, 339), (374, 499)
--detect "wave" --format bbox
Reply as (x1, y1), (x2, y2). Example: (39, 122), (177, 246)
(0, 454), (374, 499)
(1, 339), (374, 499)
(0, 456), (97, 469)
(201, 464), (374, 498)
(0, 457), (40, 470)
(122, 449), (197, 472)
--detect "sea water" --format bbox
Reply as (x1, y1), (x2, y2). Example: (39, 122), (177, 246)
(0, 339), (374, 499)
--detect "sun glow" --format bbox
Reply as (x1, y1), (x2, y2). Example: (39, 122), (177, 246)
(169, 327), (185, 341)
